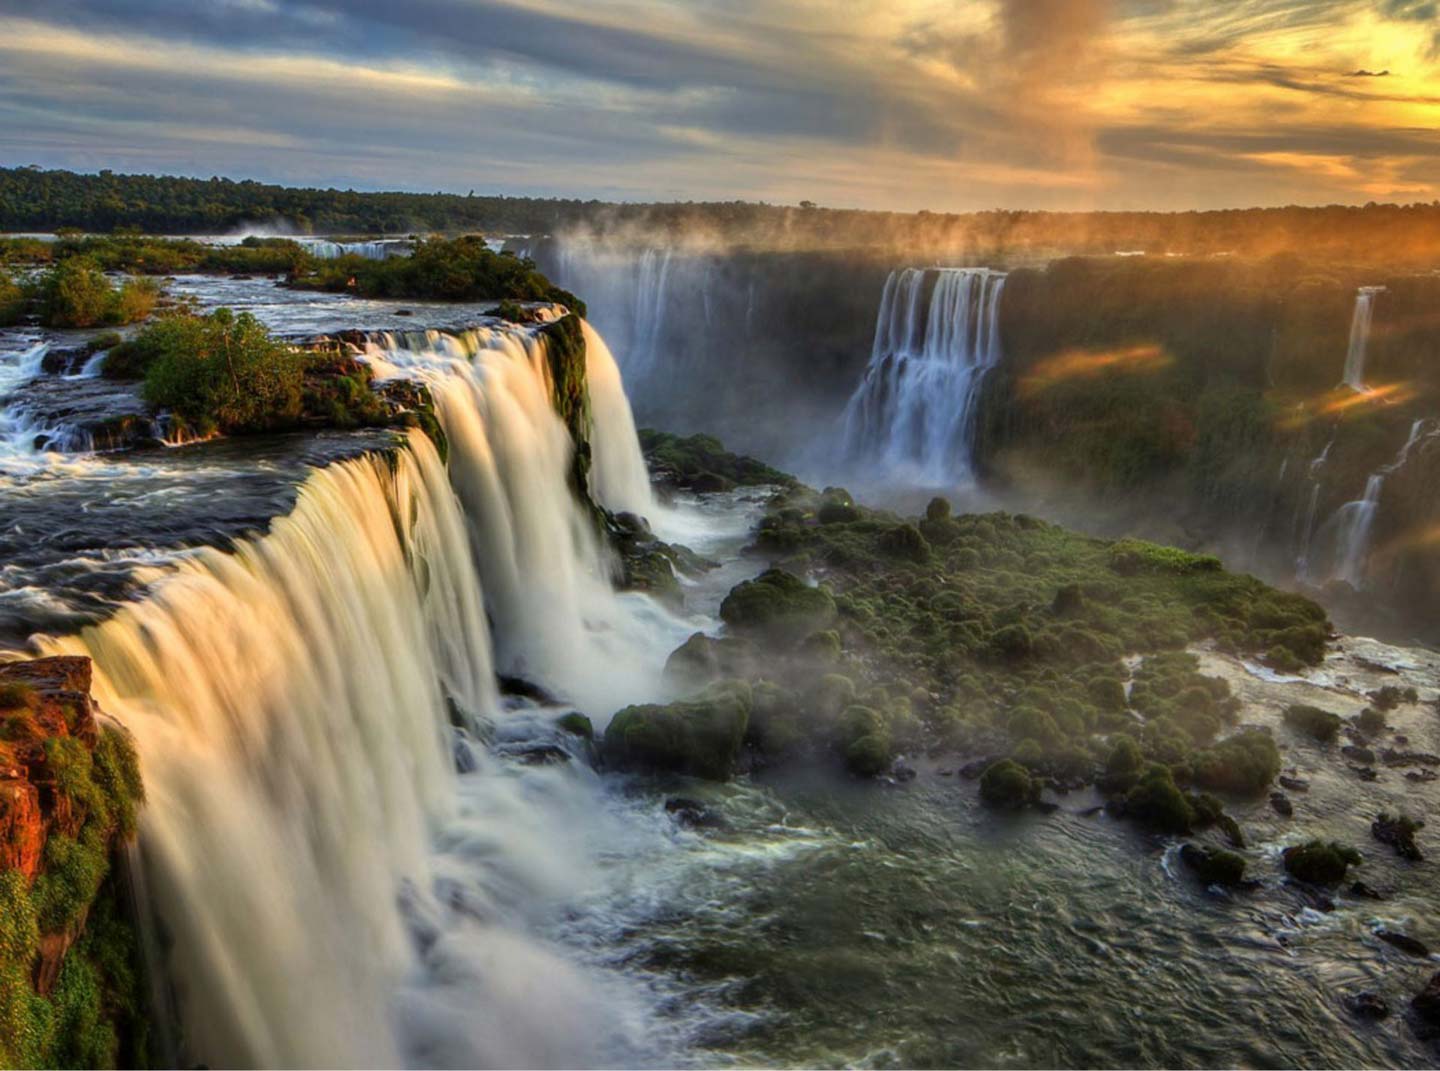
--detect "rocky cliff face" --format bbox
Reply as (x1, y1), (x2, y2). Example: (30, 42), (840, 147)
(0, 655), (146, 1069)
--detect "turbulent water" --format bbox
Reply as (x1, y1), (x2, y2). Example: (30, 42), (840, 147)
(841, 267), (1006, 486)
(5, 272), (1440, 1069)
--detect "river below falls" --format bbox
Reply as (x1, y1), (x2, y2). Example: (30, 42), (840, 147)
(2, 273), (1439, 1068)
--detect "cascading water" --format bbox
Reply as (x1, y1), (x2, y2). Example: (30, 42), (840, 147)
(294, 237), (415, 260)
(1293, 438), (1334, 582)
(1313, 418), (1437, 589)
(840, 267), (1006, 486)
(1341, 286), (1384, 392)
(30, 315), (700, 1067)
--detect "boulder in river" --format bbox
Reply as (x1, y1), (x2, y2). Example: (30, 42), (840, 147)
(1410, 971), (1440, 1040)
(603, 680), (751, 781)
(1372, 812), (1425, 861)
(1270, 792), (1294, 817)
(1346, 992), (1390, 1020)
(1283, 840), (1362, 884)
(1377, 929), (1430, 958)
(1179, 843), (1247, 886)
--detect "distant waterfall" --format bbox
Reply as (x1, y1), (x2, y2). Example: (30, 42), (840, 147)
(296, 237), (415, 260)
(840, 267), (1006, 485)
(1314, 418), (1436, 588)
(42, 319), (683, 1067)
(1341, 286), (1385, 391)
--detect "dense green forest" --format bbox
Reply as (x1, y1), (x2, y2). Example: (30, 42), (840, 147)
(5, 167), (1440, 264)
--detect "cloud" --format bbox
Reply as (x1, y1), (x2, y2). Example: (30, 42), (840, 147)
(0, 0), (1435, 211)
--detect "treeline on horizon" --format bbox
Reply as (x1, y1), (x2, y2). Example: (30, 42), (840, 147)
(5, 166), (1440, 264)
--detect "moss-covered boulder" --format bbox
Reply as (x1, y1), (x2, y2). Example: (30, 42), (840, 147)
(602, 681), (752, 781)
(1282, 839), (1362, 884)
(719, 569), (836, 645)
(979, 759), (1039, 809)
(1179, 843), (1247, 885)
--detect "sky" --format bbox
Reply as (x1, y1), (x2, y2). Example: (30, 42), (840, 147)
(0, 0), (1438, 212)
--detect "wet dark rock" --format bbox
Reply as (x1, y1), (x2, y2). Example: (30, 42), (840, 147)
(1077, 805), (1105, 818)
(958, 757), (993, 780)
(1351, 766), (1379, 782)
(1033, 800), (1060, 815)
(1377, 929), (1430, 957)
(665, 797), (727, 830)
(1372, 812), (1425, 861)
(1278, 775), (1310, 792)
(1342, 744), (1377, 765)
(1410, 971), (1440, 1040)
(394, 308), (413, 316)
(453, 737), (478, 774)
(498, 674), (562, 706)
(1270, 792), (1294, 817)
(1350, 881), (1387, 900)
(690, 471), (737, 494)
(1345, 992), (1390, 1020)
(1381, 748), (1440, 767)
(891, 761), (918, 783)
(515, 745), (570, 766)
(1407, 769), (1438, 784)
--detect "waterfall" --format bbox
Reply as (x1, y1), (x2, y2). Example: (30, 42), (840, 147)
(1313, 418), (1436, 589)
(358, 320), (666, 714)
(35, 317), (686, 1066)
(1293, 438), (1333, 582)
(295, 237), (415, 260)
(840, 267), (1007, 485)
(1341, 286), (1385, 392)
(45, 437), (493, 1066)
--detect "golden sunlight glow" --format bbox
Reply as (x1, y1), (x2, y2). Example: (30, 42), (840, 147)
(1019, 344), (1171, 397)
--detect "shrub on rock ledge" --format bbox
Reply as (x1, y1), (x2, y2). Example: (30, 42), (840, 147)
(1283, 704), (1342, 743)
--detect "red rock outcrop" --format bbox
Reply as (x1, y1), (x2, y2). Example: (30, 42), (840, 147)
(0, 656), (101, 883)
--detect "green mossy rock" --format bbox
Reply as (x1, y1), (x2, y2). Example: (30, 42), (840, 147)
(556, 712), (594, 739)
(603, 681), (752, 781)
(979, 759), (1038, 809)
(719, 569), (836, 645)
(1283, 839), (1362, 884)
(1179, 843), (1247, 885)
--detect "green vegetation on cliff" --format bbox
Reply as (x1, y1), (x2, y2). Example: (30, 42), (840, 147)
(290, 237), (584, 314)
(105, 308), (441, 443)
(0, 660), (147, 1070)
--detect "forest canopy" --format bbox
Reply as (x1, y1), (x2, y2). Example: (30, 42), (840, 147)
(4, 166), (1440, 264)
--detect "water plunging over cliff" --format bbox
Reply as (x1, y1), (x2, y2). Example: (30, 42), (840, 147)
(1342, 286), (1385, 391)
(1311, 418), (1437, 589)
(37, 317), (693, 1066)
(840, 267), (1006, 486)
